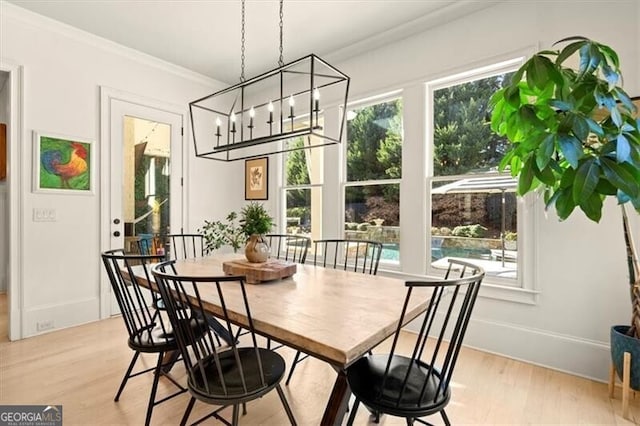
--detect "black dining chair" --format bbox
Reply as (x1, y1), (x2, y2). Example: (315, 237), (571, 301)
(285, 238), (383, 385)
(101, 249), (191, 426)
(345, 259), (485, 426)
(311, 238), (383, 274)
(266, 234), (311, 264)
(167, 233), (206, 260)
(152, 260), (297, 426)
(165, 233), (235, 348)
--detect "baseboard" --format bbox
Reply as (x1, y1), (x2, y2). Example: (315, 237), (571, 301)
(406, 316), (610, 383)
(23, 297), (100, 338)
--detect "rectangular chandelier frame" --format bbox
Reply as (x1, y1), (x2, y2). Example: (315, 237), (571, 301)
(189, 54), (350, 161)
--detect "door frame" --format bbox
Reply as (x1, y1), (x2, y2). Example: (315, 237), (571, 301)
(99, 87), (187, 319)
(1, 61), (24, 340)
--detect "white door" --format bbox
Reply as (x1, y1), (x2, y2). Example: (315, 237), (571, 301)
(102, 91), (184, 316)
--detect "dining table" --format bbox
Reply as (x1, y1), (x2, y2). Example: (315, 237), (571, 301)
(129, 253), (430, 425)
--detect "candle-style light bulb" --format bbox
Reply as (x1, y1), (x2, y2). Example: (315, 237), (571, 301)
(267, 101), (274, 135)
(230, 113), (236, 132)
(289, 95), (295, 118)
(249, 107), (255, 127)
(313, 88), (320, 111)
(215, 117), (221, 132)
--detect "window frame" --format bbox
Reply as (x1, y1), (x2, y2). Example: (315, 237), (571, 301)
(342, 92), (404, 268)
(425, 58), (537, 297)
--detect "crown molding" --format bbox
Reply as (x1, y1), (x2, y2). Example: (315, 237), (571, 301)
(1, 1), (221, 88)
(324, 0), (504, 66)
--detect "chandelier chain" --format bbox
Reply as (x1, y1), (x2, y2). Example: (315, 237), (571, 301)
(240, 0), (246, 82)
(278, 0), (284, 67)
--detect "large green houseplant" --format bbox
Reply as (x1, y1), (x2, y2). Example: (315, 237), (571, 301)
(490, 36), (640, 339)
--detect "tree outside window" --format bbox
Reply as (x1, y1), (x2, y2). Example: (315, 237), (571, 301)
(345, 98), (402, 263)
(430, 71), (519, 281)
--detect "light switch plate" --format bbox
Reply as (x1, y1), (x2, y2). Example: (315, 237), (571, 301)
(33, 208), (56, 222)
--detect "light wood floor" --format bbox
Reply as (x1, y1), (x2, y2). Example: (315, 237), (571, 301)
(0, 292), (7, 343)
(0, 306), (638, 425)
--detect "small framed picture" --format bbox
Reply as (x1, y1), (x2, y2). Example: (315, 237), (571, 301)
(245, 157), (268, 200)
(33, 131), (94, 194)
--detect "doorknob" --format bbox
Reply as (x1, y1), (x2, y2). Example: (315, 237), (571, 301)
(113, 231), (121, 237)
(113, 218), (121, 224)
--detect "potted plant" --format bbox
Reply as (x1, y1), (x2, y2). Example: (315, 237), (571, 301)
(240, 202), (274, 263)
(490, 36), (640, 392)
(199, 211), (245, 253)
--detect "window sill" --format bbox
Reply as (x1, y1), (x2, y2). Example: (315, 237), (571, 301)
(378, 268), (539, 305)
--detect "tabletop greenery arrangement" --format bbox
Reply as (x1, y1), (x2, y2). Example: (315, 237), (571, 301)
(200, 202), (273, 253)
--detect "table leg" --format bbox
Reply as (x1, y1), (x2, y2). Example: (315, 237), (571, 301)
(321, 369), (351, 426)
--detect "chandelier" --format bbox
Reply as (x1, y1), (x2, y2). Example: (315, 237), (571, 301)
(189, 0), (350, 161)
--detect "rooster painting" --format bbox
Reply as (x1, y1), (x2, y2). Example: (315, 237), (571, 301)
(39, 136), (90, 191)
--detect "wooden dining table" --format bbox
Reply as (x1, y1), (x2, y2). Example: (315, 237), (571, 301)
(131, 253), (430, 425)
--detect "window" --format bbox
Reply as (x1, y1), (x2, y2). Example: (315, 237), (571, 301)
(428, 67), (521, 284)
(345, 97), (402, 264)
(282, 126), (324, 243)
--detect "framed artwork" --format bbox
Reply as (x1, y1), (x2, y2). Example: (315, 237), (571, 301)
(245, 157), (268, 200)
(33, 131), (94, 194)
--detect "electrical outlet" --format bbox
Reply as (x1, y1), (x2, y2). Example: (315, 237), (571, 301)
(36, 320), (54, 332)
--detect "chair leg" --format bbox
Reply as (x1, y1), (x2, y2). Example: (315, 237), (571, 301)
(276, 384), (297, 425)
(441, 409), (451, 426)
(114, 351), (140, 401)
(232, 404), (240, 426)
(144, 353), (165, 426)
(285, 351), (302, 385)
(346, 398), (360, 426)
(180, 397), (196, 426)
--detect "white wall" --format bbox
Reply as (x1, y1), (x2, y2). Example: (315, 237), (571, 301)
(2, 0), (639, 382)
(281, 0), (637, 382)
(0, 72), (9, 293)
(0, 4), (244, 338)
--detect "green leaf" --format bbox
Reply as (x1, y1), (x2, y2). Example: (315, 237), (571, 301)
(510, 66), (525, 86)
(572, 115), (590, 141)
(572, 159), (600, 203)
(558, 134), (582, 168)
(579, 192), (603, 222)
(560, 166), (577, 189)
(518, 156), (536, 195)
(556, 188), (577, 220)
(505, 85), (521, 109)
(556, 40), (587, 65)
(536, 134), (555, 169)
(578, 44), (591, 75)
(595, 179), (617, 195)
(585, 117), (604, 137)
(528, 55), (550, 90)
(601, 157), (640, 198)
(545, 188), (561, 211)
(550, 99), (572, 111)
(600, 43), (620, 68)
(611, 106), (622, 127)
(498, 149), (515, 172)
(601, 64), (619, 88)
(617, 134), (631, 163)
(499, 149), (515, 172)
(535, 164), (556, 186)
